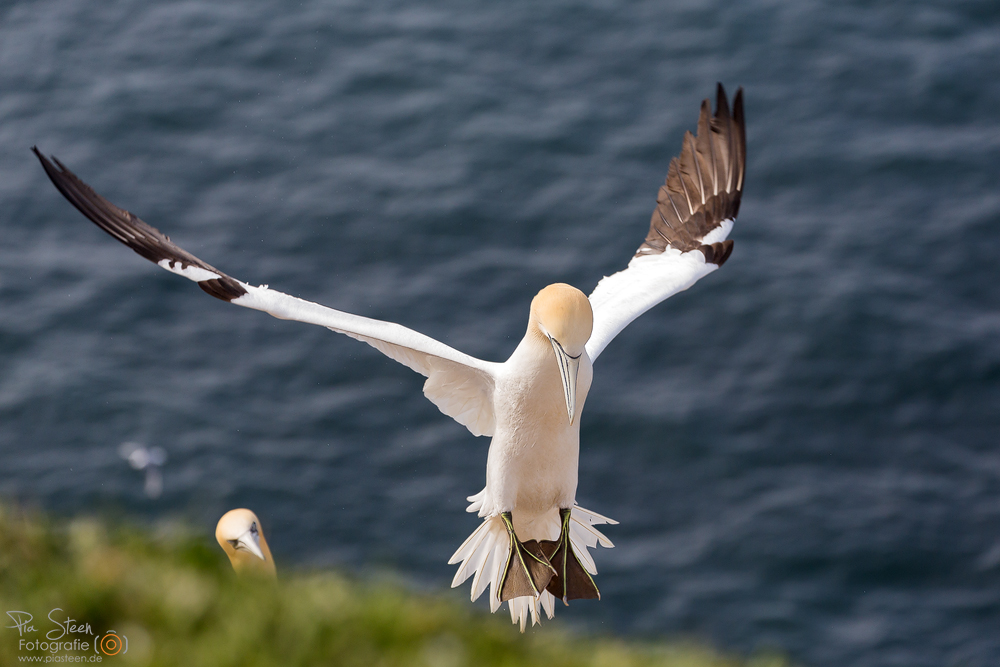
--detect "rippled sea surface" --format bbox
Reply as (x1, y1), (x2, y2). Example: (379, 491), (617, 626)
(2, 1), (999, 665)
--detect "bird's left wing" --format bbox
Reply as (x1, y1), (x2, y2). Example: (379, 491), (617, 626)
(33, 148), (498, 437)
(586, 84), (745, 362)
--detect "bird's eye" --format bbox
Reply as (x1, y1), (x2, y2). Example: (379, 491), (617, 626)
(250, 522), (258, 535)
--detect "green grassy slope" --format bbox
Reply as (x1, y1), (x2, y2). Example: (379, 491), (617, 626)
(0, 505), (789, 667)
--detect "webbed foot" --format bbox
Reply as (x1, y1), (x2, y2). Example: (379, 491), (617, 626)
(539, 507), (600, 604)
(497, 512), (557, 602)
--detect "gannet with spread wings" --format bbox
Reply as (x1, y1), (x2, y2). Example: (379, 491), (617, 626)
(34, 84), (745, 631)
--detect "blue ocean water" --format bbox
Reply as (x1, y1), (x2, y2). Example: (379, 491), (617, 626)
(2, 1), (999, 665)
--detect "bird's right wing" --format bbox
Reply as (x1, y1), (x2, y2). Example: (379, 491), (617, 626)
(586, 84), (745, 362)
(33, 148), (499, 437)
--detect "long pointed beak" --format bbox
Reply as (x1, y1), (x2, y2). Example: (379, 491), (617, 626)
(548, 336), (581, 425)
(235, 531), (266, 561)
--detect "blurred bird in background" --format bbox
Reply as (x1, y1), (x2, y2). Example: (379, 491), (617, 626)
(216, 508), (277, 578)
(118, 442), (167, 499)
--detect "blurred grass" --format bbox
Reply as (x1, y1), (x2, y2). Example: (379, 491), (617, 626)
(0, 504), (790, 667)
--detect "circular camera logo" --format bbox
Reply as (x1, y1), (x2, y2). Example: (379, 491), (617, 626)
(100, 631), (123, 655)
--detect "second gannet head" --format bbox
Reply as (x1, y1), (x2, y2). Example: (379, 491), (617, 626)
(529, 283), (593, 425)
(216, 508), (276, 578)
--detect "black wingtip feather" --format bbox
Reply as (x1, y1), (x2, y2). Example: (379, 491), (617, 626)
(715, 82), (730, 120)
(697, 239), (734, 267)
(199, 277), (249, 301)
(635, 85), (745, 259)
(34, 146), (247, 302)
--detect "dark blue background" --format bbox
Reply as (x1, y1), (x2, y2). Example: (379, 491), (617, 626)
(2, 1), (999, 665)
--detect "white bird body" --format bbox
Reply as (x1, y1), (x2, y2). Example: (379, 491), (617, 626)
(481, 308), (593, 537)
(34, 84), (745, 631)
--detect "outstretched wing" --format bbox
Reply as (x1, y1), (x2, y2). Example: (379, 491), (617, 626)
(33, 148), (498, 437)
(586, 84), (745, 362)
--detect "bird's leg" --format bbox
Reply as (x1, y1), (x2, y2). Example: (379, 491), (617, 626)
(539, 507), (600, 605)
(497, 512), (557, 602)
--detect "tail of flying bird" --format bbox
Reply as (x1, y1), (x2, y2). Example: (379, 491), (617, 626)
(449, 498), (617, 631)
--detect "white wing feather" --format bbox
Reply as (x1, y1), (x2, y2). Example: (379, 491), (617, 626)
(233, 285), (499, 436)
(586, 220), (733, 362)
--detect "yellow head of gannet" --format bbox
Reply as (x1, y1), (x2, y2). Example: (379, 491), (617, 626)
(529, 283), (593, 425)
(215, 508), (276, 578)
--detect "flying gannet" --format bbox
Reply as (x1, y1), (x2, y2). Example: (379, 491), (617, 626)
(216, 508), (277, 578)
(34, 83), (745, 631)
